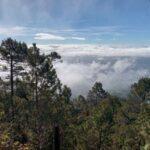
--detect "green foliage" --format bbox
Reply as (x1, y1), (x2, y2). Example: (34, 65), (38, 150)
(0, 39), (149, 149)
(87, 82), (108, 106)
(131, 77), (150, 102)
(0, 38), (27, 61)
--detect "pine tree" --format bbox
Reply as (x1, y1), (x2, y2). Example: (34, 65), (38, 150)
(0, 38), (28, 120)
(87, 82), (108, 105)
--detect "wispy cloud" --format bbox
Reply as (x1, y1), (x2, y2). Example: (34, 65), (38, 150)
(34, 33), (66, 40)
(0, 25), (150, 45)
(0, 26), (27, 36)
(34, 32), (86, 41)
(71, 37), (86, 40)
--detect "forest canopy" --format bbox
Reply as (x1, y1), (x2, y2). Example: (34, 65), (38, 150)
(0, 38), (149, 150)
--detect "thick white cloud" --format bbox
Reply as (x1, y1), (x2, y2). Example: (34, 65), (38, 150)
(113, 59), (135, 73)
(37, 44), (150, 57)
(35, 44), (150, 96)
(1, 43), (150, 97)
(54, 58), (149, 97)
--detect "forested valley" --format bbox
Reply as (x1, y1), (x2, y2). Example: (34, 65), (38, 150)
(0, 38), (149, 150)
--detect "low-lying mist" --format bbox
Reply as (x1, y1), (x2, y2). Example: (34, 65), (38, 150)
(37, 44), (150, 97)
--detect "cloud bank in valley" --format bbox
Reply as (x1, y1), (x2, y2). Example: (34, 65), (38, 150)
(54, 58), (149, 97)
(37, 44), (150, 57)
(37, 44), (150, 97)
(0, 44), (149, 96)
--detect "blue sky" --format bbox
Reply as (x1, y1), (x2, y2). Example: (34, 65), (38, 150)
(1, 0), (150, 45)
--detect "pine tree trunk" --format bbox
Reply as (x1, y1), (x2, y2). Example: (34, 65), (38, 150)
(98, 129), (102, 150)
(54, 124), (60, 150)
(10, 50), (14, 120)
(33, 43), (40, 149)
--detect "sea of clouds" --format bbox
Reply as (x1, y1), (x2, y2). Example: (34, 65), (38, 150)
(0, 44), (150, 97)
(37, 44), (150, 97)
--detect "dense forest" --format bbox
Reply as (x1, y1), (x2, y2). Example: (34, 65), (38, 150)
(0, 38), (149, 150)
